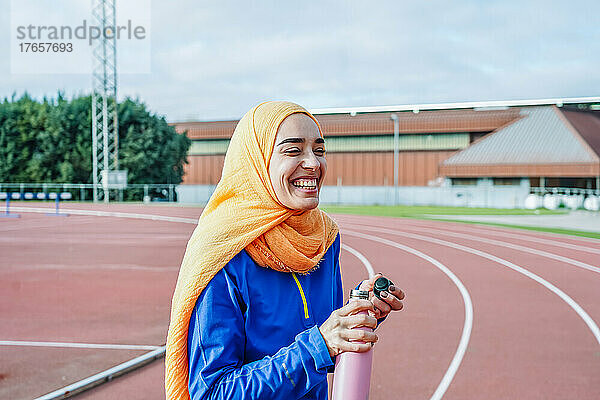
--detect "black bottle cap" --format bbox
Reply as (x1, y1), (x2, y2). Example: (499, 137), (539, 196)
(373, 277), (394, 299)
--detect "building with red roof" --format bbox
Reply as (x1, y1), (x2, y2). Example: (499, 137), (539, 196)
(172, 98), (600, 206)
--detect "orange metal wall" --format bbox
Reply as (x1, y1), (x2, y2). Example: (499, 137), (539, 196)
(324, 151), (457, 186)
(183, 151), (457, 186)
(440, 162), (600, 177)
(183, 155), (225, 185)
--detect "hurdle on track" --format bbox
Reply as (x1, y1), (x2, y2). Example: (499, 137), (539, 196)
(0, 191), (73, 218)
(45, 193), (71, 217)
(0, 193), (20, 218)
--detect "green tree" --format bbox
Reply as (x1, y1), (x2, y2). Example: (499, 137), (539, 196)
(118, 98), (190, 185)
(0, 93), (191, 193)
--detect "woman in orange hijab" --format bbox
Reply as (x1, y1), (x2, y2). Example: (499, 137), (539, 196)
(165, 101), (404, 399)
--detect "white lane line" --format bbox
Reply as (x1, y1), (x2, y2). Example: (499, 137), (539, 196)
(10, 206), (199, 224)
(341, 243), (375, 278)
(0, 340), (160, 351)
(426, 218), (600, 245)
(342, 229), (473, 400)
(347, 221), (600, 276)
(412, 222), (600, 255)
(333, 214), (600, 246)
(409, 226), (600, 275)
(345, 223), (600, 346)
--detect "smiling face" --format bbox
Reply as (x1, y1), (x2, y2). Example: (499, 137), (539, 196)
(268, 113), (327, 211)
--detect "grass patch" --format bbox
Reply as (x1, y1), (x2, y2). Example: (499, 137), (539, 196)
(321, 205), (599, 240)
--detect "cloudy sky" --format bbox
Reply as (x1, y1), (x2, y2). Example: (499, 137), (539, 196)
(2, 0), (599, 121)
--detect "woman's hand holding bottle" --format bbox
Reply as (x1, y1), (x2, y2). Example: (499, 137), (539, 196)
(318, 300), (378, 357)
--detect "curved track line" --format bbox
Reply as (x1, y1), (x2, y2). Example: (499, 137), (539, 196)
(9, 207), (381, 277)
(10, 206), (198, 224)
(342, 229), (473, 400)
(411, 226), (600, 275)
(412, 222), (600, 255)
(425, 218), (600, 245)
(348, 221), (600, 276)
(341, 243), (375, 278)
(344, 223), (600, 346)
(332, 213), (600, 246)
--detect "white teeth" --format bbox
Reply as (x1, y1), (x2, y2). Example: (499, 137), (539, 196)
(292, 179), (317, 189)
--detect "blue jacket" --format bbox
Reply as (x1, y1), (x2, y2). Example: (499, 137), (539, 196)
(187, 234), (343, 399)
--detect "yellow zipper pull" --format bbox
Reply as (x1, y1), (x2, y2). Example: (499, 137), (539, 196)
(292, 273), (310, 319)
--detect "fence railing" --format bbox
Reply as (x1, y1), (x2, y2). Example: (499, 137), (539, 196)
(0, 183), (178, 202)
(2, 183), (598, 208)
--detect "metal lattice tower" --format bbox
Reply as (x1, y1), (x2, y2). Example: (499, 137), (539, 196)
(91, 0), (118, 203)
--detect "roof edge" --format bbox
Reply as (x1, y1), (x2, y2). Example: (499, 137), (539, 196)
(309, 96), (600, 115)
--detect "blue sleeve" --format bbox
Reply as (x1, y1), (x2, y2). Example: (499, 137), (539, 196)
(187, 267), (333, 400)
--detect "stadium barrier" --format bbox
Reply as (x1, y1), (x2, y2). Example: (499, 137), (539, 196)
(0, 191), (75, 217)
(45, 193), (71, 217)
(1, 183), (598, 210)
(0, 183), (178, 203)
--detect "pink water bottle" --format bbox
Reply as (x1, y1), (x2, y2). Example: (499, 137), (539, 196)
(331, 289), (373, 400)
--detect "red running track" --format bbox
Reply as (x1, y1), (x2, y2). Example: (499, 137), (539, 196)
(1, 203), (599, 399)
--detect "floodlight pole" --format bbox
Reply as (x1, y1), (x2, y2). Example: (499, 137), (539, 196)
(390, 114), (399, 205)
(91, 0), (118, 203)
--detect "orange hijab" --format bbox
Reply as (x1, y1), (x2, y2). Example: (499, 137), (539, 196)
(165, 101), (339, 399)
